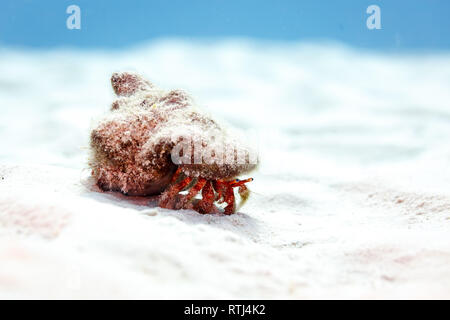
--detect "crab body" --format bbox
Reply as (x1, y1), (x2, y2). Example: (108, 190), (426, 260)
(89, 72), (257, 214)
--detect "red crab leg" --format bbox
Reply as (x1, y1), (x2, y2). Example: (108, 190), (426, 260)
(223, 185), (236, 215)
(195, 180), (215, 214)
(175, 178), (207, 209)
(159, 176), (193, 209)
(171, 166), (183, 183)
(213, 180), (227, 204)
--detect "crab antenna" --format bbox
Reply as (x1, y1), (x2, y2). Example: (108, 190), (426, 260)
(229, 178), (253, 188)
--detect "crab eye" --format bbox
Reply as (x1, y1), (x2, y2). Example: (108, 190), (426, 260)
(235, 179), (240, 182)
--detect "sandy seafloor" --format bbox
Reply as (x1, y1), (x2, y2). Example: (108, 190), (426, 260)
(0, 39), (450, 299)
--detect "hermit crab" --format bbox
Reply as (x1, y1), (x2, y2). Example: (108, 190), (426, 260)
(89, 72), (258, 214)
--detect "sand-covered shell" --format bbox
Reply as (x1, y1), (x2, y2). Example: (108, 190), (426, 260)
(89, 72), (258, 197)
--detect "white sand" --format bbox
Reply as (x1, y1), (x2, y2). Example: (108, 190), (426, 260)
(0, 39), (450, 299)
